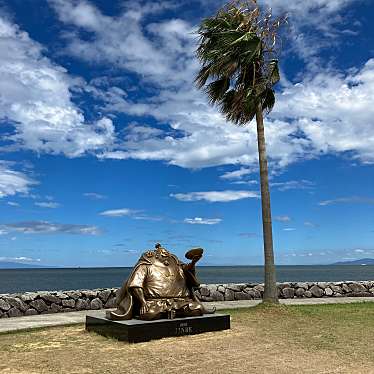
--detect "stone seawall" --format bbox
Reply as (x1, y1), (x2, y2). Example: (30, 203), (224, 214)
(1, 281), (373, 318)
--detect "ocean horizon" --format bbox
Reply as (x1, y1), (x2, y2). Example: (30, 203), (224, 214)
(1, 265), (373, 294)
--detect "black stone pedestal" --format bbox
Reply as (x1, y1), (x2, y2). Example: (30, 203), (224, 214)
(86, 312), (230, 343)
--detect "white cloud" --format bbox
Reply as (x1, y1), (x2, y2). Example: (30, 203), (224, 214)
(2, 0), (369, 176)
(304, 221), (318, 228)
(49, 0), (193, 86)
(171, 190), (259, 202)
(56, 0), (374, 172)
(49, 0), (310, 170)
(0, 221), (101, 235)
(0, 162), (37, 198)
(0, 256), (41, 263)
(83, 192), (107, 200)
(274, 215), (291, 222)
(266, 0), (356, 14)
(271, 180), (315, 192)
(7, 201), (20, 207)
(264, 0), (361, 66)
(99, 207), (162, 221)
(274, 60), (374, 163)
(220, 168), (254, 180)
(283, 228), (296, 231)
(35, 201), (60, 209)
(184, 217), (222, 225)
(99, 208), (140, 217)
(319, 197), (374, 206)
(133, 214), (163, 222)
(0, 16), (115, 157)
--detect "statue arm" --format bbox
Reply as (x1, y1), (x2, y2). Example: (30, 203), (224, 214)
(131, 287), (149, 315)
(181, 254), (202, 289)
(183, 254), (202, 271)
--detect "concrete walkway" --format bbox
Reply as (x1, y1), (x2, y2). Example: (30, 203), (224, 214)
(1, 297), (373, 334)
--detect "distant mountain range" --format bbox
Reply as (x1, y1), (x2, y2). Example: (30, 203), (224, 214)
(0, 262), (52, 269)
(332, 258), (374, 265)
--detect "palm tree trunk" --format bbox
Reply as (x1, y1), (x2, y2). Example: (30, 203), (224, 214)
(255, 103), (278, 303)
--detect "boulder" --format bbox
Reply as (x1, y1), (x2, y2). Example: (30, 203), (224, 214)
(25, 308), (38, 316)
(278, 283), (291, 290)
(369, 287), (374, 294)
(224, 289), (235, 301)
(104, 297), (117, 309)
(310, 285), (324, 297)
(295, 288), (305, 297)
(50, 303), (63, 313)
(76, 299), (89, 310)
(62, 299), (75, 308)
(0, 299), (11, 312)
(7, 307), (23, 317)
(282, 287), (295, 299)
(90, 298), (103, 310)
(351, 292), (372, 297)
(207, 284), (218, 293)
(98, 290), (111, 303)
(55, 292), (69, 299)
(234, 291), (252, 300)
(82, 290), (98, 299)
(30, 299), (48, 312)
(342, 284), (351, 293)
(227, 283), (243, 292)
(348, 283), (367, 293)
(20, 293), (38, 302)
(217, 285), (225, 293)
(65, 291), (81, 300)
(243, 289), (255, 299)
(253, 290), (262, 299)
(253, 284), (264, 293)
(365, 281), (374, 289)
(295, 282), (309, 290)
(199, 286), (210, 297)
(330, 285), (342, 293)
(40, 294), (61, 304)
(5, 297), (28, 312)
(325, 288), (333, 296)
(210, 290), (224, 301)
(316, 282), (329, 289)
(304, 290), (313, 298)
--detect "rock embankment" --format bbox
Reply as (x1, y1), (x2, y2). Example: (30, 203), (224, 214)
(196, 281), (374, 301)
(0, 289), (117, 318)
(0, 281), (373, 318)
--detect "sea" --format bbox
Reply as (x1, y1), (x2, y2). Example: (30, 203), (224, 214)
(0, 265), (373, 294)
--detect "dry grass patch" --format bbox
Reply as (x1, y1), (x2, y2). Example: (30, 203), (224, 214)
(1, 302), (374, 374)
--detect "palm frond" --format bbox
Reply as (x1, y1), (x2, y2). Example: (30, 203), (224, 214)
(261, 88), (275, 114)
(206, 78), (231, 104)
(195, 1), (285, 125)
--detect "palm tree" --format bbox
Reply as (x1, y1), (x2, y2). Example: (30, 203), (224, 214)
(195, 1), (286, 303)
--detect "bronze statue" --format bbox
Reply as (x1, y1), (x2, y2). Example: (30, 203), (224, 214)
(107, 243), (215, 320)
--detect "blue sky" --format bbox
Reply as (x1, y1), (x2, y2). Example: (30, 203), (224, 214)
(0, 0), (373, 267)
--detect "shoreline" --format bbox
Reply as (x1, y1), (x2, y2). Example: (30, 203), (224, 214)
(1, 280), (373, 319)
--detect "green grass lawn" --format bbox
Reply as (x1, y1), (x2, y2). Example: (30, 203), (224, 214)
(1, 302), (373, 374)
